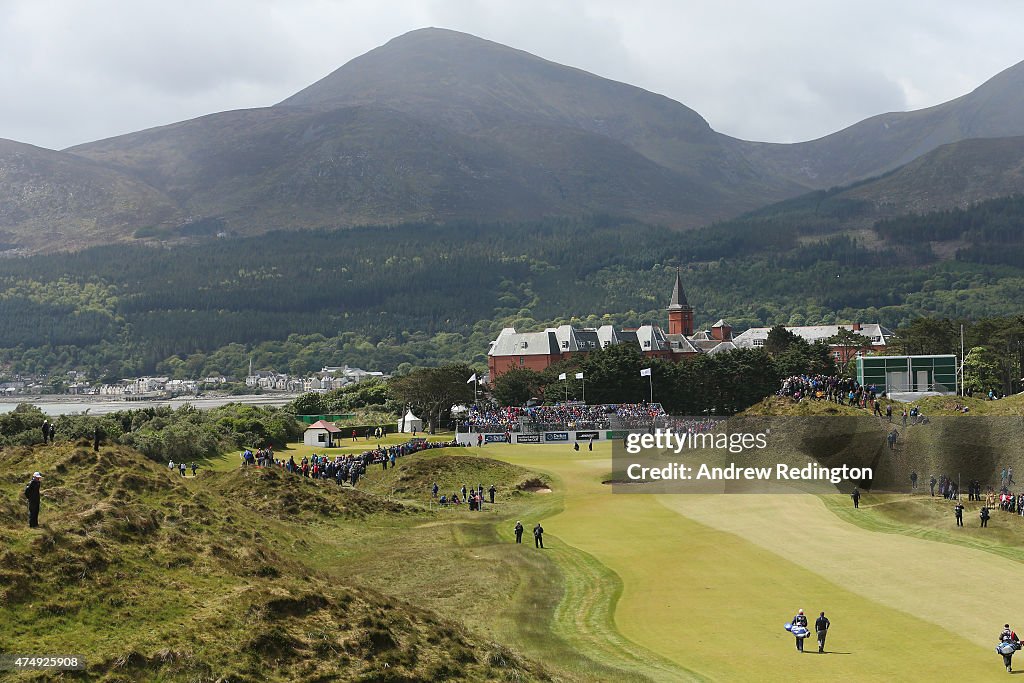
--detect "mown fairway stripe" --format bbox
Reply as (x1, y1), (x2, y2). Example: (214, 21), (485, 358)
(490, 445), (1011, 681)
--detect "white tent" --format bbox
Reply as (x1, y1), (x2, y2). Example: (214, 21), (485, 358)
(397, 410), (423, 433)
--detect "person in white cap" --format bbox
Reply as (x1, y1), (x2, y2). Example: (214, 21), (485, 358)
(791, 609), (809, 652)
(24, 472), (42, 528)
(999, 624), (1020, 672)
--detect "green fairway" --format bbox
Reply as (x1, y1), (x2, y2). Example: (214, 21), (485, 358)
(469, 440), (1024, 681)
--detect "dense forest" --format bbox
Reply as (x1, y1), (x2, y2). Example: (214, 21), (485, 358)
(0, 197), (1023, 382)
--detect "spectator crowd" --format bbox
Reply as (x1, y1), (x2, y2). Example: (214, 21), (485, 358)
(461, 406), (526, 433)
(778, 375), (874, 405)
(462, 402), (725, 432)
(239, 438), (464, 487)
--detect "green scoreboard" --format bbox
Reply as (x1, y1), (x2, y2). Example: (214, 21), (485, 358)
(856, 355), (957, 394)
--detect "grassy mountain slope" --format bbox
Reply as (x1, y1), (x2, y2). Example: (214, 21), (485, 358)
(703, 137), (1024, 266)
(65, 28), (792, 236)
(280, 27), (789, 202)
(68, 104), (729, 234)
(742, 58), (1024, 188)
(841, 136), (1024, 214)
(0, 139), (179, 253)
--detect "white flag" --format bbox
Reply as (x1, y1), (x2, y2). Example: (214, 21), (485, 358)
(575, 372), (584, 380)
(640, 367), (652, 377)
(558, 372), (566, 380)
(467, 373), (477, 383)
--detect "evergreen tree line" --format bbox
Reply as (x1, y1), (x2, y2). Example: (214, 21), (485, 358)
(873, 194), (1024, 267)
(1, 212), (1024, 379)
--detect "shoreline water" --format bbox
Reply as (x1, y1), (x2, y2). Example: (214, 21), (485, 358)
(0, 393), (300, 416)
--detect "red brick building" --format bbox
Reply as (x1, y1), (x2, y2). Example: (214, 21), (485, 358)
(487, 271), (736, 378)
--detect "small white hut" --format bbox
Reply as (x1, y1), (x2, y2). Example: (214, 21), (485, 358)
(303, 420), (343, 447)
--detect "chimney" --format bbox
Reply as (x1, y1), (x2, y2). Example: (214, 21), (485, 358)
(852, 323), (861, 331)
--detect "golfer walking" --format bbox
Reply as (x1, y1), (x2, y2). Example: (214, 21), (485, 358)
(815, 612), (830, 653)
(533, 522), (544, 549)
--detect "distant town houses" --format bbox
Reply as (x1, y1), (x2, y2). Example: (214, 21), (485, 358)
(0, 363), (385, 397)
(98, 377), (188, 397)
(237, 365), (387, 392)
(245, 371), (293, 391)
(301, 365), (387, 393)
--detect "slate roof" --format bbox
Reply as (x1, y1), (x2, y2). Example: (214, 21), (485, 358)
(732, 324), (892, 347)
(665, 334), (700, 353)
(488, 328), (561, 356)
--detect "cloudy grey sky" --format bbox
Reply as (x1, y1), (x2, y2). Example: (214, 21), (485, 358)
(3, 0), (1023, 150)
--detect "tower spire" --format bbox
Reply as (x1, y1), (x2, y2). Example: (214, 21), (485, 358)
(667, 268), (694, 336)
(668, 267), (688, 309)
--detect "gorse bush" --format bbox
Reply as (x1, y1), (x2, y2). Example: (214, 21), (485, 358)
(1, 403), (302, 461)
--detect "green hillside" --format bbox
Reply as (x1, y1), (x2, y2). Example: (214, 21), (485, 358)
(3, 214), (1024, 380)
(739, 395), (1024, 491)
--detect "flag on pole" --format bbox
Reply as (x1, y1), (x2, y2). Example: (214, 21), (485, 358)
(558, 372), (566, 380)
(640, 367), (652, 377)
(467, 373), (477, 383)
(575, 372), (584, 380)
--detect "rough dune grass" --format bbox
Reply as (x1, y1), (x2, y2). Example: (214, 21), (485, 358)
(824, 491), (1024, 564)
(0, 443), (553, 682)
(911, 392), (1024, 415)
(359, 449), (550, 498)
(737, 397), (1024, 492)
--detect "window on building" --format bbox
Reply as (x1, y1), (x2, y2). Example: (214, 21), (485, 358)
(519, 356), (525, 366)
(521, 341), (529, 349)
(561, 340), (569, 349)
(643, 340), (651, 348)
(603, 340), (610, 347)
(753, 339), (765, 347)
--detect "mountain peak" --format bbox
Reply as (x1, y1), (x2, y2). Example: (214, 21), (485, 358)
(277, 26), (712, 134)
(277, 27), (554, 112)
